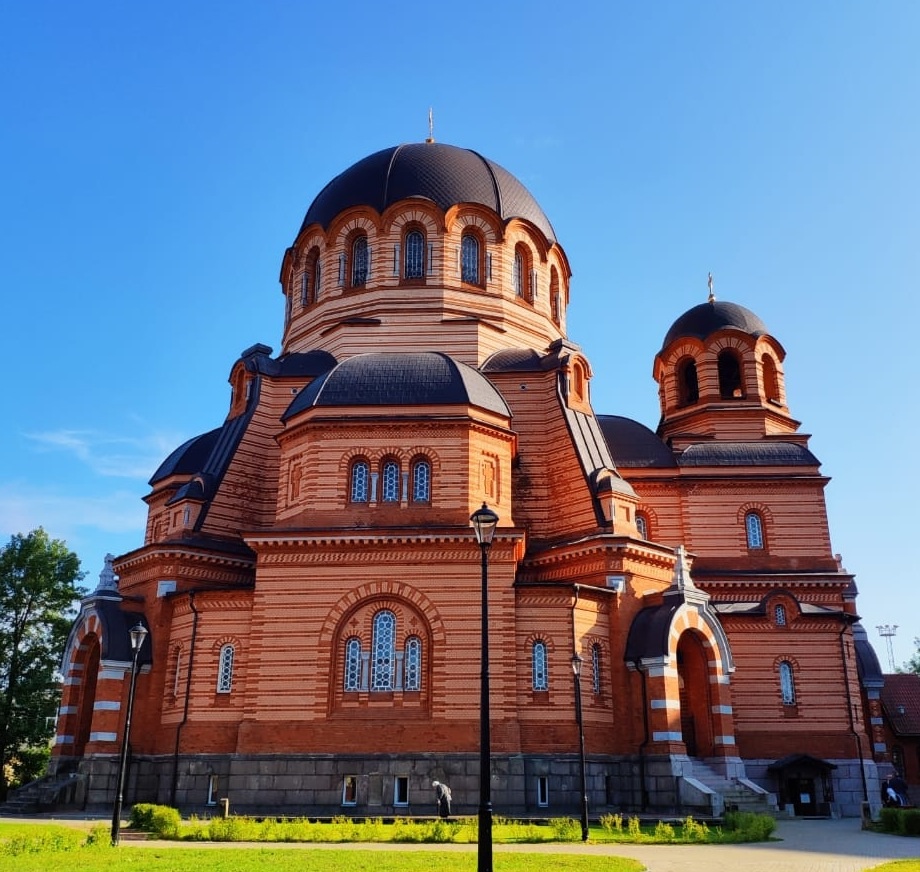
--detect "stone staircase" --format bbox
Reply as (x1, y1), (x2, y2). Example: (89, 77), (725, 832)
(679, 759), (777, 818)
(0, 773), (85, 814)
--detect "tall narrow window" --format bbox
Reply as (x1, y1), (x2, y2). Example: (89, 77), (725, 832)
(591, 643), (601, 696)
(411, 459), (431, 503)
(745, 512), (764, 549)
(774, 604), (787, 627)
(300, 272), (309, 307)
(404, 230), (425, 279)
(461, 233), (480, 284)
(532, 640), (548, 691)
(394, 776), (409, 805)
(217, 644), (234, 693)
(404, 637), (421, 691)
(381, 460), (400, 502)
(371, 611), (396, 691)
(342, 775), (358, 805)
(779, 661), (796, 705)
(635, 513), (648, 540)
(351, 461), (370, 503)
(352, 235), (369, 286)
(537, 775), (549, 807)
(313, 257), (322, 301)
(344, 638), (362, 691)
(762, 354), (780, 403)
(718, 350), (743, 398)
(678, 358), (699, 405)
(550, 266), (561, 325)
(513, 249), (524, 297)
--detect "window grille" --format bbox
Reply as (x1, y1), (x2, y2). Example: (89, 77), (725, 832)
(381, 460), (400, 502)
(412, 460), (431, 502)
(779, 661), (796, 705)
(405, 230), (425, 278)
(591, 643), (601, 695)
(351, 461), (369, 503)
(217, 644), (234, 693)
(745, 512), (764, 549)
(461, 234), (480, 283)
(532, 641), (548, 691)
(404, 637), (421, 691)
(371, 611), (396, 691)
(352, 236), (368, 286)
(344, 638), (362, 691)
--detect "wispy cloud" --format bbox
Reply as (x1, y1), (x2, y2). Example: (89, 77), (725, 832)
(25, 428), (184, 479)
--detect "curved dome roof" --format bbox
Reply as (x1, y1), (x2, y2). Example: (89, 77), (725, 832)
(662, 300), (769, 350)
(299, 142), (556, 243)
(282, 352), (511, 420)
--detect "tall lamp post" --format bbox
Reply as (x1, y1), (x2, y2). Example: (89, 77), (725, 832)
(470, 502), (499, 872)
(571, 652), (589, 841)
(111, 621), (148, 846)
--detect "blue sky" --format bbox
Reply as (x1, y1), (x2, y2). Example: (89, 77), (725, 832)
(2, 2), (918, 668)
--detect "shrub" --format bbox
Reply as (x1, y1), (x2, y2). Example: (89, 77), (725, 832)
(83, 823), (111, 848)
(627, 816), (641, 838)
(899, 808), (920, 836)
(723, 810), (775, 840)
(600, 812), (623, 833)
(681, 815), (709, 841)
(549, 817), (581, 841)
(654, 820), (675, 841)
(129, 803), (158, 830)
(0, 827), (84, 856)
(879, 807), (901, 833)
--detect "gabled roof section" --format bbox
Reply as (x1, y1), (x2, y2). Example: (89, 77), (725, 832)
(150, 428), (222, 485)
(678, 442), (820, 467)
(282, 352), (511, 421)
(598, 415), (677, 469)
(881, 673), (920, 736)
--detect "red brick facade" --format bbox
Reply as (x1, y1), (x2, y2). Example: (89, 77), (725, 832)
(53, 142), (887, 818)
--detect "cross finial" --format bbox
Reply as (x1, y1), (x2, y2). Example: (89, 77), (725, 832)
(426, 107), (435, 143)
(707, 272), (715, 303)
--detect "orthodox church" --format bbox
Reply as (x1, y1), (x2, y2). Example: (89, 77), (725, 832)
(53, 139), (888, 819)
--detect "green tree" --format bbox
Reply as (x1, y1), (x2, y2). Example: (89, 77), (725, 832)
(904, 637), (920, 675)
(0, 529), (85, 799)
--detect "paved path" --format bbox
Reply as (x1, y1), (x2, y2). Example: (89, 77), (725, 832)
(4, 815), (918, 871)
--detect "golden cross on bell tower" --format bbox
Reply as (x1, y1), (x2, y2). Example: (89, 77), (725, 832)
(426, 108), (435, 143)
(707, 271), (715, 303)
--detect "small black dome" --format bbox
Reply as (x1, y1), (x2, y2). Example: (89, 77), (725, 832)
(662, 300), (769, 350)
(299, 143), (556, 243)
(282, 352), (511, 420)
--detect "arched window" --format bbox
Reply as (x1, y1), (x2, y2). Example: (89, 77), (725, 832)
(344, 638), (362, 691)
(404, 229), (425, 279)
(350, 460), (370, 503)
(745, 512), (764, 549)
(352, 235), (369, 287)
(411, 459), (431, 503)
(779, 660), (796, 705)
(591, 643), (601, 696)
(550, 266), (561, 324)
(762, 354), (780, 403)
(404, 636), (422, 691)
(718, 350), (743, 399)
(532, 640), (548, 691)
(461, 233), (480, 284)
(678, 358), (699, 405)
(381, 460), (400, 503)
(217, 644), (234, 693)
(513, 249), (524, 296)
(774, 604), (787, 626)
(635, 512), (649, 540)
(371, 611), (396, 691)
(313, 255), (322, 301)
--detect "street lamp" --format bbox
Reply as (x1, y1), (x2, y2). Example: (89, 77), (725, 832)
(470, 502), (499, 872)
(111, 621), (148, 846)
(571, 652), (589, 841)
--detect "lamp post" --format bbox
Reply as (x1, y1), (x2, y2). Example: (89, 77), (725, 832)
(571, 652), (589, 841)
(111, 621), (148, 846)
(470, 502), (499, 872)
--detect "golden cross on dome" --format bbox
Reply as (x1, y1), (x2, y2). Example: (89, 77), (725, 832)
(707, 272), (715, 303)
(426, 108), (435, 143)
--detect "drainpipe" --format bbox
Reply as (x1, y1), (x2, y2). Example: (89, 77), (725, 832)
(171, 591), (199, 807)
(839, 617), (869, 803)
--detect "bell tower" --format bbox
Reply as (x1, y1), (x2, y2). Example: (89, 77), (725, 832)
(653, 290), (801, 450)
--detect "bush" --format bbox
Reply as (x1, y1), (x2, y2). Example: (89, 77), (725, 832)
(600, 812), (623, 833)
(627, 816), (641, 838)
(681, 816), (709, 841)
(654, 820), (675, 841)
(207, 815), (248, 841)
(723, 810), (775, 840)
(549, 817), (581, 841)
(879, 807), (901, 833)
(0, 826), (84, 856)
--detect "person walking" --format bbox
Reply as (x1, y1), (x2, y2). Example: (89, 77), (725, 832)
(432, 780), (452, 818)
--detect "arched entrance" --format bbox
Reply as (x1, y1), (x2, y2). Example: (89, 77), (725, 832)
(73, 635), (101, 757)
(676, 631), (714, 758)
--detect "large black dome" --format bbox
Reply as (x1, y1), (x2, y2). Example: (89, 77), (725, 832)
(299, 142), (556, 243)
(662, 300), (769, 350)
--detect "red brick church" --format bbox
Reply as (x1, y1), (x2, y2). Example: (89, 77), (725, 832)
(53, 140), (889, 818)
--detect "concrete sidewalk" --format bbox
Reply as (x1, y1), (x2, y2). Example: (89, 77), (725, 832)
(3, 814), (918, 871)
